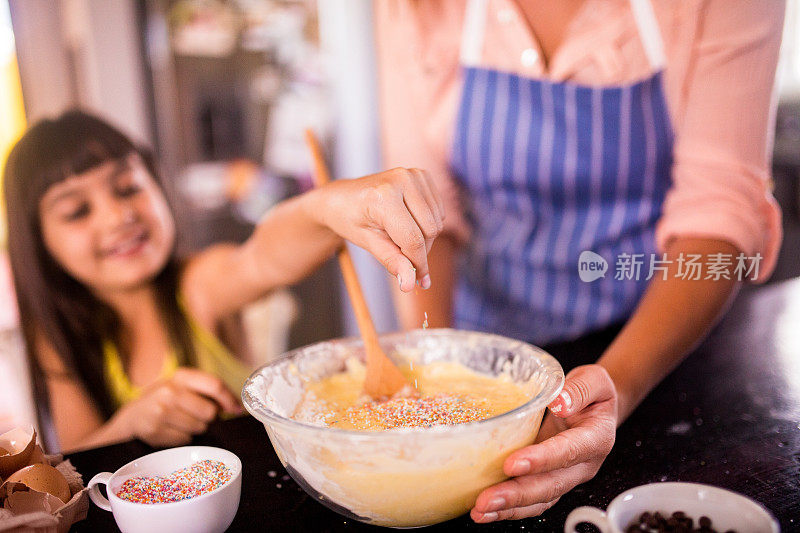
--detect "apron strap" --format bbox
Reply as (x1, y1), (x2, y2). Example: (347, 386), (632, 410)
(460, 0), (489, 66)
(459, 0), (666, 71)
(629, 0), (666, 70)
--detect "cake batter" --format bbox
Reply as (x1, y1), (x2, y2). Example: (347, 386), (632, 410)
(295, 359), (531, 430)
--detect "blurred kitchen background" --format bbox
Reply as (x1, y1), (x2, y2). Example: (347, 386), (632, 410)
(1, 0), (800, 433)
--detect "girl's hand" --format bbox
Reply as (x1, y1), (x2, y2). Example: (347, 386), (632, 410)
(307, 168), (444, 292)
(471, 365), (617, 522)
(113, 368), (242, 448)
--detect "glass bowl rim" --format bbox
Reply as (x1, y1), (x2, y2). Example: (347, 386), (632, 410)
(241, 328), (565, 439)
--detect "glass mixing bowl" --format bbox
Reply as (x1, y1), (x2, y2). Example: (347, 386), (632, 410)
(242, 328), (564, 528)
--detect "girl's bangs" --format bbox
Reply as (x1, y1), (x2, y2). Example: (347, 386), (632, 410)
(35, 138), (133, 201)
(12, 111), (138, 205)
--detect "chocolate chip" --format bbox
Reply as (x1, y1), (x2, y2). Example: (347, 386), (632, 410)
(626, 511), (724, 533)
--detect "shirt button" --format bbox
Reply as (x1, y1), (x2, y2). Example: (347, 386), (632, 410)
(521, 48), (539, 67)
(497, 8), (514, 24)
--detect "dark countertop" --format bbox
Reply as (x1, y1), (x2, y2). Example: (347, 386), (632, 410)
(68, 278), (800, 532)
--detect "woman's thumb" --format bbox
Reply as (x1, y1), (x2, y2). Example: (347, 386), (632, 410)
(547, 365), (614, 418)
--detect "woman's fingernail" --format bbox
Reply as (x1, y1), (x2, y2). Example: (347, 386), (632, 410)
(421, 274), (431, 289)
(486, 497), (506, 512)
(550, 390), (572, 415)
(478, 512), (498, 523)
(509, 459), (530, 476)
(397, 274), (403, 288)
(560, 390), (572, 409)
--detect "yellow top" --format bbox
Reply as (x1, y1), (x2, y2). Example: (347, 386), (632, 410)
(103, 302), (252, 407)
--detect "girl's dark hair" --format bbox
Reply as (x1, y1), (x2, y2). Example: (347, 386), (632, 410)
(3, 110), (196, 448)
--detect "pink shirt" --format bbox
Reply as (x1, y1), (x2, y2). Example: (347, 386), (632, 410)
(375, 0), (784, 281)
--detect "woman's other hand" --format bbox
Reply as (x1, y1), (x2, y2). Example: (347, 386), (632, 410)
(113, 368), (242, 448)
(307, 168), (444, 292)
(471, 365), (617, 522)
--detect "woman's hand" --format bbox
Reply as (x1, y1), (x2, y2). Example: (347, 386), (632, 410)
(112, 368), (242, 448)
(471, 365), (617, 522)
(307, 168), (444, 292)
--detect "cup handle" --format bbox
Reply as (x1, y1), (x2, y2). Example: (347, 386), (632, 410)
(564, 506), (613, 533)
(87, 472), (113, 511)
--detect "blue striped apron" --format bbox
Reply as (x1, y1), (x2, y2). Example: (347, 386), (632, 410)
(451, 0), (673, 345)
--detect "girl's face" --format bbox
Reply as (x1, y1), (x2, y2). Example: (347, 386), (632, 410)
(39, 154), (176, 296)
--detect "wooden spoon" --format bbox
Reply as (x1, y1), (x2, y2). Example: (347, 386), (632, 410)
(304, 130), (413, 400)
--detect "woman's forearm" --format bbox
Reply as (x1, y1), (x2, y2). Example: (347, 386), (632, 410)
(597, 237), (741, 423)
(184, 169), (444, 324)
(242, 190), (342, 292)
(179, 190), (344, 324)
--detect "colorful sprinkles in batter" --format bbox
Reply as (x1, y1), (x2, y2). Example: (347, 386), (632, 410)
(331, 394), (493, 430)
(294, 360), (533, 431)
(116, 460), (232, 504)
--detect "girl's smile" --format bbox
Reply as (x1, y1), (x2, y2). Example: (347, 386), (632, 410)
(99, 227), (151, 260)
(39, 154), (175, 296)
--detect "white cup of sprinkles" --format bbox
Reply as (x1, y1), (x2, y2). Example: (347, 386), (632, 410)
(87, 446), (241, 533)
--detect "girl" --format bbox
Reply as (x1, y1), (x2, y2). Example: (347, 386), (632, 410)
(4, 110), (443, 452)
